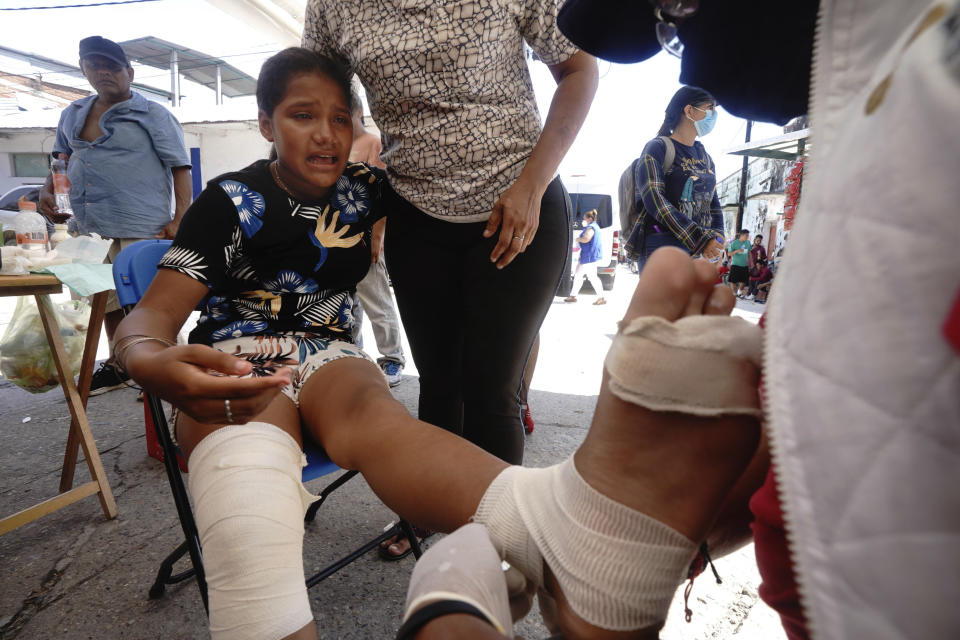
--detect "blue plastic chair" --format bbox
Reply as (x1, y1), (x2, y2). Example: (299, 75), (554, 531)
(112, 239), (421, 610)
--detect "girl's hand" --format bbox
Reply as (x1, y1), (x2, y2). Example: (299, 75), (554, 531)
(126, 344), (292, 424)
(483, 178), (544, 269)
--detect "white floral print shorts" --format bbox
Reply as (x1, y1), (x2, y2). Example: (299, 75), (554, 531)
(210, 333), (375, 407)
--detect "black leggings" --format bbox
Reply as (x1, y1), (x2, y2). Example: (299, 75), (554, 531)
(384, 178), (571, 463)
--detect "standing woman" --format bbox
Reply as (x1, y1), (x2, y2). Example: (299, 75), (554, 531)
(302, 1), (597, 468)
(564, 208), (607, 305)
(624, 85), (726, 269)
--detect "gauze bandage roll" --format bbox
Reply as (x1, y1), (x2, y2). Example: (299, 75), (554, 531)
(188, 422), (319, 640)
(605, 315), (763, 417)
(475, 459), (698, 631)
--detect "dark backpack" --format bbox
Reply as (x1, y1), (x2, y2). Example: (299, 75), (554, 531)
(617, 136), (676, 241)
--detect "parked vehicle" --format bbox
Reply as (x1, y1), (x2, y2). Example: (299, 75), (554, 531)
(556, 191), (619, 297)
(0, 184), (41, 211)
(0, 186), (47, 244)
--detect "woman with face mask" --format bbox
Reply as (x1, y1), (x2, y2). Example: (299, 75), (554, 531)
(624, 85), (726, 269)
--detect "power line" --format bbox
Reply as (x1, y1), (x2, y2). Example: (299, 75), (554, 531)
(1, 0), (160, 10)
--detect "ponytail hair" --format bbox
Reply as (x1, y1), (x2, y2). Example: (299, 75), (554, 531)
(657, 85), (716, 136)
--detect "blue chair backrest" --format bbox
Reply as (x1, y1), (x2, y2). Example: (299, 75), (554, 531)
(110, 239), (339, 478)
(112, 239), (173, 308)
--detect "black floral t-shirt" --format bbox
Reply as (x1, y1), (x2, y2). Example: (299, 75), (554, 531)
(158, 160), (386, 345)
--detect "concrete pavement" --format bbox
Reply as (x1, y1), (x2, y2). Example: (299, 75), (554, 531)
(0, 265), (782, 639)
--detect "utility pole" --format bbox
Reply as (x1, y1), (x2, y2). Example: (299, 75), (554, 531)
(735, 120), (753, 231)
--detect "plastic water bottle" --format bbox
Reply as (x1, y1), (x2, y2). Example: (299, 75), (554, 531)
(50, 156), (74, 216)
(14, 196), (49, 254)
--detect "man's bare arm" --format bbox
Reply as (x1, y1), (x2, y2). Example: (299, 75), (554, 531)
(156, 166), (193, 239)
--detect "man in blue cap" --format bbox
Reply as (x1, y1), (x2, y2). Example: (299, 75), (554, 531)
(39, 35), (192, 396)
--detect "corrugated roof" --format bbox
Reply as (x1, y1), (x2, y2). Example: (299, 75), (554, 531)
(119, 36), (257, 97)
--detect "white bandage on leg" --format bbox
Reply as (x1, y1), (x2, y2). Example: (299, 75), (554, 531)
(187, 422), (319, 640)
(474, 459), (697, 631)
(605, 315), (763, 417)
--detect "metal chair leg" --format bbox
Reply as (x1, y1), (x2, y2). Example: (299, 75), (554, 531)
(305, 469), (360, 523)
(146, 392), (208, 612)
(149, 541), (196, 599)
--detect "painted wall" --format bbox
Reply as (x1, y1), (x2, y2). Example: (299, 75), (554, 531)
(185, 123), (268, 186)
(718, 155), (790, 242)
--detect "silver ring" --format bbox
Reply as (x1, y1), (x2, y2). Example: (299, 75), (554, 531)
(512, 234), (525, 241)
(224, 398), (234, 423)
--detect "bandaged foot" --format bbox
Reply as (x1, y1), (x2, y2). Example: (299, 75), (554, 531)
(475, 249), (762, 636)
(605, 315), (762, 417)
(188, 422), (319, 640)
(474, 459), (697, 631)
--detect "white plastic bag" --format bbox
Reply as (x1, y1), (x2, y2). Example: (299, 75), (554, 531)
(0, 297), (90, 393)
(53, 234), (112, 264)
(0, 246), (28, 275)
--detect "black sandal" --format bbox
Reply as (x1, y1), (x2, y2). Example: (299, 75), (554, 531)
(378, 526), (433, 561)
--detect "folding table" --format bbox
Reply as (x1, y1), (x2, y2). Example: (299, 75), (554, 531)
(0, 274), (117, 534)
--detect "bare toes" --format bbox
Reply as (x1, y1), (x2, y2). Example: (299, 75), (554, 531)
(682, 259), (723, 317)
(704, 285), (736, 315)
(623, 248), (699, 323)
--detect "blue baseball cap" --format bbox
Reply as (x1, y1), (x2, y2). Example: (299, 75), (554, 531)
(79, 36), (129, 67)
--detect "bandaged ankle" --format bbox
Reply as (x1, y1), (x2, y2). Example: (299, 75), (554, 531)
(188, 422), (319, 640)
(474, 459), (698, 631)
(605, 315), (763, 417)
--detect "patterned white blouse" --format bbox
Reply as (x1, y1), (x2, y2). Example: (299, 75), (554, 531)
(302, 0), (579, 222)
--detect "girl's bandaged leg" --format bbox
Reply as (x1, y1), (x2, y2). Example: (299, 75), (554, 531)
(474, 459), (698, 631)
(188, 422), (319, 640)
(605, 315), (763, 417)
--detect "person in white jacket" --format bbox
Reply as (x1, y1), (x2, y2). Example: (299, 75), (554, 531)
(399, 2), (960, 639)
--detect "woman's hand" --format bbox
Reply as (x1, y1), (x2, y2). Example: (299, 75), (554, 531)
(701, 238), (725, 261)
(126, 343), (292, 424)
(483, 177), (545, 269)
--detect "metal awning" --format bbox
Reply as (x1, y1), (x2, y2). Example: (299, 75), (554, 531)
(119, 36), (257, 106)
(724, 128), (810, 160)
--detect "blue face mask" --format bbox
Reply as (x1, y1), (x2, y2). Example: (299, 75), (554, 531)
(690, 107), (718, 137)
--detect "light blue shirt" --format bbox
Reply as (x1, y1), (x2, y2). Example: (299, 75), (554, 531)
(53, 92), (190, 238)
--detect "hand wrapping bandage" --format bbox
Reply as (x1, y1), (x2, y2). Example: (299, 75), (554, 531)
(188, 422), (319, 640)
(605, 315), (763, 417)
(474, 459), (698, 631)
